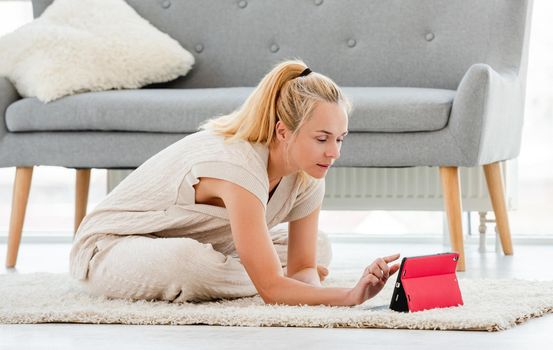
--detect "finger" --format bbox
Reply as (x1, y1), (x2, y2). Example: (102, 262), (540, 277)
(365, 265), (378, 278)
(375, 259), (390, 279)
(373, 259), (389, 279)
(365, 274), (380, 286)
(389, 263), (401, 276)
(369, 264), (385, 279)
(383, 253), (401, 263)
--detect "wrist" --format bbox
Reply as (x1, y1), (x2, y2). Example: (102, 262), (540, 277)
(345, 288), (354, 306)
(345, 287), (361, 306)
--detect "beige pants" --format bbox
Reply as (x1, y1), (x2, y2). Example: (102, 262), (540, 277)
(84, 228), (332, 303)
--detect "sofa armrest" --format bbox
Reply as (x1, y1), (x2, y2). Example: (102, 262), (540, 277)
(0, 76), (21, 137)
(448, 63), (524, 166)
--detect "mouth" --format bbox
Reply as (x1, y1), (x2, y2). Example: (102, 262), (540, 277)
(317, 163), (330, 169)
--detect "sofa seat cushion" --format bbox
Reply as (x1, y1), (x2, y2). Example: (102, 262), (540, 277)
(5, 87), (455, 133)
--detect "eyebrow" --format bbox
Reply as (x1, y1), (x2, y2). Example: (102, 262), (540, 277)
(315, 130), (349, 136)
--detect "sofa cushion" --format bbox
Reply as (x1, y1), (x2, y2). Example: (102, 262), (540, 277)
(5, 87), (455, 133)
(0, 0), (195, 103)
(345, 87), (455, 132)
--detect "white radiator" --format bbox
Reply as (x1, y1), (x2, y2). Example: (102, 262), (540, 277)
(107, 160), (517, 212)
(322, 160), (518, 211)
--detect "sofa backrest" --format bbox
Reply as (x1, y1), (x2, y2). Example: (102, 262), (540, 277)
(32, 0), (533, 91)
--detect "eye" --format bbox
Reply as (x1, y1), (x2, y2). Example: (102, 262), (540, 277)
(316, 138), (344, 143)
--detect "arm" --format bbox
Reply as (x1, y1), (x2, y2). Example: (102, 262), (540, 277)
(448, 63), (524, 164)
(286, 204), (323, 287)
(219, 181), (354, 306)
(0, 76), (21, 138)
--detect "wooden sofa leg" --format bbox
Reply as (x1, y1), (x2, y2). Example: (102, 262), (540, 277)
(74, 169), (91, 235)
(439, 166), (466, 272)
(483, 162), (514, 255)
(6, 167), (34, 268)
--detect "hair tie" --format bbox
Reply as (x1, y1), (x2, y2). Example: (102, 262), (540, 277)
(298, 67), (312, 78)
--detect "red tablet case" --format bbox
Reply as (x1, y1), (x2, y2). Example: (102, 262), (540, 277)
(389, 253), (464, 312)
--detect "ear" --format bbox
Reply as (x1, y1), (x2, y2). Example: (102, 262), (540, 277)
(275, 120), (290, 143)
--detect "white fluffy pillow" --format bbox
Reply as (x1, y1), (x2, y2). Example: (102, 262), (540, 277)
(0, 0), (195, 103)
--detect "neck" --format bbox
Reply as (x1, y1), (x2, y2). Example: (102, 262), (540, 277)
(267, 140), (295, 185)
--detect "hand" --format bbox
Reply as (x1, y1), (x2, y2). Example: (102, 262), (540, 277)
(347, 253), (401, 306)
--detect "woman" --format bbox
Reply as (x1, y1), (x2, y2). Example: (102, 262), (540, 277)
(69, 59), (400, 306)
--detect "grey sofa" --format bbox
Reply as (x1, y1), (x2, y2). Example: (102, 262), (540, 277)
(2, 0), (534, 271)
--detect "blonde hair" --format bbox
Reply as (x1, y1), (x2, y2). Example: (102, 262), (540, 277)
(198, 58), (352, 185)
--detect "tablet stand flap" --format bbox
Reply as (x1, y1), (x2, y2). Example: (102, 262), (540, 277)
(401, 273), (464, 312)
(399, 253), (464, 312)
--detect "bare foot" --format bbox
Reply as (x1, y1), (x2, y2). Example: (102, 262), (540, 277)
(317, 264), (329, 282)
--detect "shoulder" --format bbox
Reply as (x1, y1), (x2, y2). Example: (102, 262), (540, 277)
(296, 172), (325, 194)
(188, 130), (259, 165)
(281, 173), (325, 222)
(184, 132), (269, 206)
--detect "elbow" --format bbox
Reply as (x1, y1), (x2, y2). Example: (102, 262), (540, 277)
(261, 294), (276, 305)
(261, 294), (283, 306)
(258, 276), (283, 305)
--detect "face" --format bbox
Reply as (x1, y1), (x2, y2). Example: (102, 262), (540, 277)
(281, 101), (349, 179)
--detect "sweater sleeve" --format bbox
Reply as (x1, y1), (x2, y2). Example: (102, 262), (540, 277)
(282, 177), (325, 222)
(183, 160), (269, 209)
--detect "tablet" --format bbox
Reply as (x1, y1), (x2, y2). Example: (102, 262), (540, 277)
(389, 252), (463, 312)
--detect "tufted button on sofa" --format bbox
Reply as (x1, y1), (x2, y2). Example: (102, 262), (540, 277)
(1, 0), (534, 271)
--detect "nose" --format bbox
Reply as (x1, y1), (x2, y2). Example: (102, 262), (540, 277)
(325, 141), (341, 159)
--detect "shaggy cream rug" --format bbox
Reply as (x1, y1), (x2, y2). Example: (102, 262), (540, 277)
(1, 273), (552, 331)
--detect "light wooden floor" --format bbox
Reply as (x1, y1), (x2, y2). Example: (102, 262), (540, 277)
(1, 237), (552, 349)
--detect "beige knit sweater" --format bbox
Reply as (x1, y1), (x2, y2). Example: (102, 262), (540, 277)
(69, 130), (325, 280)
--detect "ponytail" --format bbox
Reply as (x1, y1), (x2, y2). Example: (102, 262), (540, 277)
(199, 58), (351, 182)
